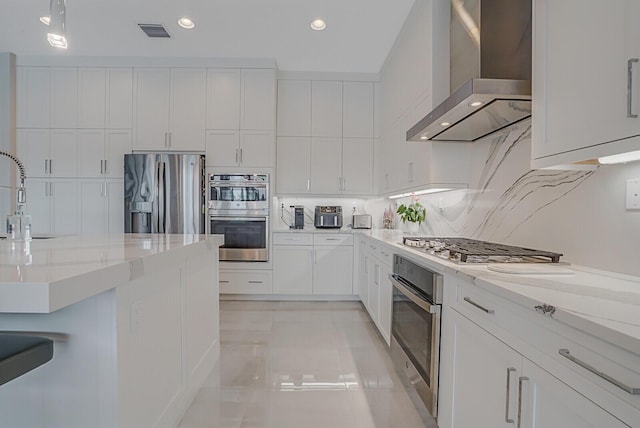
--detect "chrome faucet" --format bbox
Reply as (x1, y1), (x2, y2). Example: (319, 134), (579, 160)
(0, 150), (31, 240)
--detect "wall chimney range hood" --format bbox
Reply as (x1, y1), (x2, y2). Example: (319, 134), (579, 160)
(407, 0), (532, 142)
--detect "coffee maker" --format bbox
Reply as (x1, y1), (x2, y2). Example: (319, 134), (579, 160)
(290, 206), (304, 229)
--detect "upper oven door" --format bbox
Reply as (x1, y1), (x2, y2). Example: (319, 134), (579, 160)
(209, 183), (269, 211)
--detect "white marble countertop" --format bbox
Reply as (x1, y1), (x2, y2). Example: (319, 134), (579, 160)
(361, 229), (640, 356)
(0, 234), (224, 314)
(272, 227), (365, 234)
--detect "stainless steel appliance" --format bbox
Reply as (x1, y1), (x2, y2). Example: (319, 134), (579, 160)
(352, 214), (372, 229)
(314, 206), (342, 229)
(124, 153), (205, 234)
(208, 174), (269, 262)
(407, 0), (532, 142)
(389, 254), (443, 418)
(402, 237), (562, 263)
(291, 206), (304, 229)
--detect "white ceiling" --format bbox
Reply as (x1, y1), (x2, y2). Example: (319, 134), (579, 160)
(0, 0), (416, 73)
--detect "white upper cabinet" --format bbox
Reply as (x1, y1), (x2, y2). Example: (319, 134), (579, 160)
(206, 69), (241, 130)
(17, 67), (50, 128)
(18, 129), (78, 178)
(206, 130), (273, 168)
(310, 137), (342, 194)
(342, 138), (374, 195)
(78, 68), (106, 129)
(532, 0), (640, 167)
(239, 131), (273, 167)
(276, 137), (311, 194)
(312, 81), (343, 137)
(342, 82), (374, 138)
(78, 129), (130, 178)
(50, 68), (78, 129)
(107, 68), (133, 129)
(277, 80), (311, 136)
(205, 130), (239, 167)
(133, 68), (206, 151)
(241, 69), (275, 130)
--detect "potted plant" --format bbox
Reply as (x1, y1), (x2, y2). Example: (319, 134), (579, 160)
(396, 196), (426, 233)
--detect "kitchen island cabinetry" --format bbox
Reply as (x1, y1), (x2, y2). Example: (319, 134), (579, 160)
(532, 0), (640, 168)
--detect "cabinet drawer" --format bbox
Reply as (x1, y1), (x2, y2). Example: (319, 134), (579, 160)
(219, 270), (272, 294)
(272, 233), (314, 246)
(314, 234), (353, 246)
(376, 245), (393, 267)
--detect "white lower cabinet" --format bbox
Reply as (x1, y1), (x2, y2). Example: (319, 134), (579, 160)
(26, 179), (78, 235)
(273, 246), (313, 294)
(313, 234), (353, 295)
(79, 180), (124, 235)
(219, 270), (272, 294)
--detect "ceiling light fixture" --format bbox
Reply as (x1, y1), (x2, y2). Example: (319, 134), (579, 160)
(47, 0), (67, 49)
(177, 17), (195, 29)
(40, 16), (50, 25)
(310, 18), (327, 31)
(598, 150), (640, 165)
(440, 122), (450, 127)
(469, 101), (483, 107)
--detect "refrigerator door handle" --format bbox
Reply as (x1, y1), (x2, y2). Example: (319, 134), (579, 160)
(158, 162), (166, 233)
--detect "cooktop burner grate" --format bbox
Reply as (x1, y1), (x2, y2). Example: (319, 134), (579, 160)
(402, 237), (562, 263)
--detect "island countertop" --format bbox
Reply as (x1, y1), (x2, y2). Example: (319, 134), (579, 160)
(0, 234), (224, 313)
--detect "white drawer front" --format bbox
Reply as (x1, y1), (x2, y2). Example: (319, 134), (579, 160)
(314, 234), (353, 246)
(219, 270), (272, 294)
(272, 233), (314, 246)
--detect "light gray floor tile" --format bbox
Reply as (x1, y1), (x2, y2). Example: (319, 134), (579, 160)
(178, 301), (437, 428)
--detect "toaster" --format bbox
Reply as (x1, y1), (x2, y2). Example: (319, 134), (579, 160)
(314, 206), (343, 229)
(352, 214), (372, 229)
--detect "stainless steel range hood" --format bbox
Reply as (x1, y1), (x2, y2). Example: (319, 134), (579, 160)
(407, 0), (532, 142)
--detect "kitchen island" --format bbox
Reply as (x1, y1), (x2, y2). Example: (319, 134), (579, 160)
(0, 234), (223, 427)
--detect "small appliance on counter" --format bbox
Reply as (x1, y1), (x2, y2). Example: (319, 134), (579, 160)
(314, 206), (343, 229)
(290, 206), (305, 229)
(352, 214), (372, 229)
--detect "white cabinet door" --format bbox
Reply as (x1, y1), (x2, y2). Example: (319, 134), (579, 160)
(273, 246), (313, 294)
(78, 130), (105, 178)
(79, 180), (107, 235)
(51, 180), (78, 235)
(205, 130), (240, 167)
(50, 68), (78, 129)
(532, 0), (640, 164)
(241, 69), (275, 130)
(107, 180), (124, 234)
(105, 130), (131, 178)
(17, 67), (50, 128)
(276, 137), (311, 194)
(311, 80), (342, 137)
(107, 68), (133, 129)
(49, 130), (78, 178)
(276, 80), (311, 136)
(310, 137), (342, 194)
(368, 256), (380, 323)
(240, 131), (273, 167)
(342, 138), (373, 195)
(358, 239), (370, 309)
(133, 68), (170, 150)
(18, 129), (49, 178)
(449, 309), (522, 428)
(78, 68), (106, 129)
(521, 359), (629, 428)
(313, 246), (353, 294)
(170, 68), (206, 151)
(206, 69), (241, 129)
(25, 180), (51, 234)
(342, 82), (374, 138)
(378, 261), (393, 345)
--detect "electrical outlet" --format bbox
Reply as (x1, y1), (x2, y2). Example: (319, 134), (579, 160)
(627, 178), (640, 209)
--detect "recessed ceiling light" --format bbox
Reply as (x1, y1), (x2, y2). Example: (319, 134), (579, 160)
(420, 136), (428, 140)
(177, 17), (195, 29)
(310, 18), (327, 31)
(40, 16), (51, 25)
(470, 101), (483, 107)
(440, 122), (450, 127)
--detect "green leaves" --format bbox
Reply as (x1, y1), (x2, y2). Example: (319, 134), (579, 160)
(396, 201), (426, 224)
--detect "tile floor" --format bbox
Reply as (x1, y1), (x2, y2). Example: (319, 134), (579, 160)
(178, 301), (438, 428)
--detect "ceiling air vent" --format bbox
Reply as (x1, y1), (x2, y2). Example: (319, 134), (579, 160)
(138, 24), (171, 38)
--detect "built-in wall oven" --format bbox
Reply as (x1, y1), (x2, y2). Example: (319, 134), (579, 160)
(389, 254), (443, 418)
(208, 174), (269, 262)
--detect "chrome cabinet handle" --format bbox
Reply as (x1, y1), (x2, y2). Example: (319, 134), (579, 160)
(306, 178), (310, 191)
(235, 149), (239, 164)
(44, 159), (48, 174)
(505, 367), (517, 424)
(104, 159), (108, 175)
(517, 377), (528, 428)
(628, 58), (638, 118)
(248, 280), (263, 284)
(463, 297), (495, 314)
(48, 159), (52, 175)
(100, 159), (103, 174)
(239, 148), (243, 163)
(219, 280), (230, 284)
(559, 349), (640, 395)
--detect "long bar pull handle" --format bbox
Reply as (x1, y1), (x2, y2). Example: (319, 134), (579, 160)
(306, 178), (310, 191)
(48, 159), (52, 175)
(248, 281), (263, 284)
(104, 159), (108, 175)
(505, 367), (517, 423)
(628, 58), (639, 118)
(559, 349), (640, 395)
(239, 148), (243, 163)
(463, 297), (495, 314)
(517, 377), (529, 428)
(44, 159), (48, 174)
(100, 160), (103, 175)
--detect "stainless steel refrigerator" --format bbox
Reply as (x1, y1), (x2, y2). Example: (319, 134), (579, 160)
(124, 153), (205, 234)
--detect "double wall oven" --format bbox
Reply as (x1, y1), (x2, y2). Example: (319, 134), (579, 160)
(208, 174), (269, 262)
(389, 254), (443, 418)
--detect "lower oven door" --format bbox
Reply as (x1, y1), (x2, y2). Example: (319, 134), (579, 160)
(389, 273), (441, 418)
(209, 215), (268, 262)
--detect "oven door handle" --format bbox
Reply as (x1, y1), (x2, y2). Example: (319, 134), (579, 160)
(210, 216), (266, 222)
(389, 274), (440, 314)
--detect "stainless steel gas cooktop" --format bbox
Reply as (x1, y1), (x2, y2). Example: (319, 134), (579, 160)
(402, 237), (562, 264)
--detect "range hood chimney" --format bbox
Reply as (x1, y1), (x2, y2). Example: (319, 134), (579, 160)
(407, 0), (532, 142)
